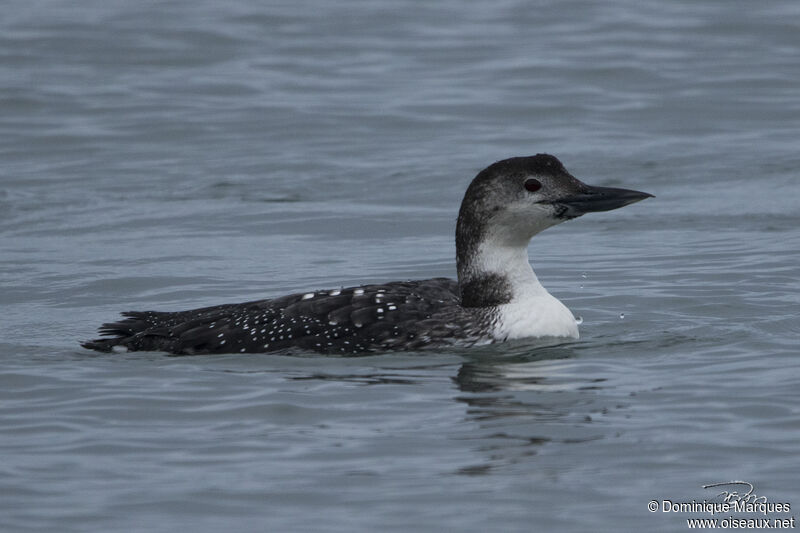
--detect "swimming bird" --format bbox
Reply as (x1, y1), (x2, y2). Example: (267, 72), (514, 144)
(82, 154), (652, 355)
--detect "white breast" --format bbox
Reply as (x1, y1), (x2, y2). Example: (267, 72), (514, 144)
(491, 289), (579, 341)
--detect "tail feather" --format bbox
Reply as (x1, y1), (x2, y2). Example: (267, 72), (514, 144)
(82, 311), (177, 353)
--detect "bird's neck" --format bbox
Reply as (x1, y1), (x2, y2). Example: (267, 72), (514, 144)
(456, 239), (545, 308)
(455, 220), (579, 339)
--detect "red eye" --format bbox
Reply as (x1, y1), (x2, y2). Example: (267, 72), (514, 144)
(524, 178), (542, 192)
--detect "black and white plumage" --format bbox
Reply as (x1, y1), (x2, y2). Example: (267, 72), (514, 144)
(82, 154), (652, 355)
(86, 280), (492, 355)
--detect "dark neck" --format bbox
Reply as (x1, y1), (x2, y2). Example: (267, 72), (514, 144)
(456, 211), (515, 308)
(458, 272), (512, 307)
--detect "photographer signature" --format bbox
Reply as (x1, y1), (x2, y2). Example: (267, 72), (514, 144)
(703, 480), (767, 504)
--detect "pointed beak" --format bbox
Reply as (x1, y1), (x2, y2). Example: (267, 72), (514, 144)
(553, 185), (654, 218)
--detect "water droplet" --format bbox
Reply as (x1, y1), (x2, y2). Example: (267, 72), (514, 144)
(575, 315), (584, 325)
(619, 313), (625, 319)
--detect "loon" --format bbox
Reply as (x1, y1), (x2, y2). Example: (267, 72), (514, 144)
(82, 154), (652, 356)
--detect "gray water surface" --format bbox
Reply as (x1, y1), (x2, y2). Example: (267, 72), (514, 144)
(2, 1), (799, 531)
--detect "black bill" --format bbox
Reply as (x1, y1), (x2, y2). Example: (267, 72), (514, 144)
(552, 185), (654, 219)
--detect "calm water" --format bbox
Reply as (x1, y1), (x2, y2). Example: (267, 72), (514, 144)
(2, 1), (799, 531)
